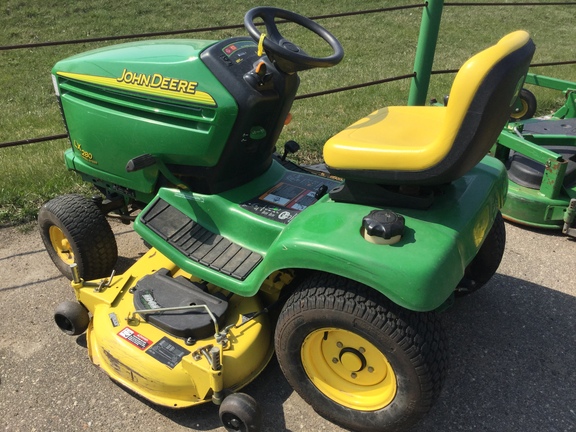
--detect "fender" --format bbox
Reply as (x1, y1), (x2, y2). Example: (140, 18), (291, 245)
(135, 156), (507, 312)
(264, 157), (507, 311)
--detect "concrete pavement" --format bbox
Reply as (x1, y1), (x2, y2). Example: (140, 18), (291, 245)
(1, 220), (574, 431)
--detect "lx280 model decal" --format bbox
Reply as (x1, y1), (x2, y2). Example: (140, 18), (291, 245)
(57, 70), (217, 107)
(74, 140), (98, 165)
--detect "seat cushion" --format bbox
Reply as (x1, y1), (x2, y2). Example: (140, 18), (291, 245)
(323, 31), (534, 187)
(324, 106), (448, 172)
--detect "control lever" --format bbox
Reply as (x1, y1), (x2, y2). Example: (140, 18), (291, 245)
(281, 140), (300, 161)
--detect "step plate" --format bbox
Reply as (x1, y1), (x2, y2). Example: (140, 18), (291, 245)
(140, 199), (262, 280)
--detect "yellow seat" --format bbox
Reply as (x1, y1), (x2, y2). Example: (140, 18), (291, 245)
(324, 31), (535, 186)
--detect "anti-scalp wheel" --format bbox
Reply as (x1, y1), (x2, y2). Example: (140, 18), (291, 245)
(54, 301), (90, 336)
(219, 393), (262, 432)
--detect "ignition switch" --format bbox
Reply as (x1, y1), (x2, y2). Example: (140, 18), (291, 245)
(244, 61), (273, 88)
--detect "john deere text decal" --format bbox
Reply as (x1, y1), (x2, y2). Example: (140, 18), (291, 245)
(57, 70), (216, 106)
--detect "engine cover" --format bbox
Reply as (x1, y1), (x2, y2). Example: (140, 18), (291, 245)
(52, 36), (299, 198)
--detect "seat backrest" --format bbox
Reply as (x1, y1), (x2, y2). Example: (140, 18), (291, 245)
(425, 31), (535, 185)
(324, 31), (535, 189)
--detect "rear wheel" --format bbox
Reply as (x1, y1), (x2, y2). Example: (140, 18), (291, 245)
(457, 211), (506, 296)
(274, 273), (447, 432)
(39, 194), (118, 280)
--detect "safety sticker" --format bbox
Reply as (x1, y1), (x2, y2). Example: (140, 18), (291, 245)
(118, 327), (153, 350)
(241, 171), (339, 224)
(146, 337), (190, 369)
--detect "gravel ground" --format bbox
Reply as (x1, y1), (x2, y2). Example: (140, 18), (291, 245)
(1, 219), (575, 432)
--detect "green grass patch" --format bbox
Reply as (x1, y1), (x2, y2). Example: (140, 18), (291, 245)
(1, 0), (575, 225)
(0, 140), (93, 226)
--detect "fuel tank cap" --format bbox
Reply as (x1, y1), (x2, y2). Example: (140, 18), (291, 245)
(361, 210), (405, 245)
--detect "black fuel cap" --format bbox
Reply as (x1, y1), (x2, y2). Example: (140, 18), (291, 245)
(362, 210), (405, 240)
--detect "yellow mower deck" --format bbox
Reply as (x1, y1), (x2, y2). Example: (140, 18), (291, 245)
(74, 248), (274, 408)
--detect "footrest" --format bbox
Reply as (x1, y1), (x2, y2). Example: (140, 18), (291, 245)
(140, 199), (262, 281)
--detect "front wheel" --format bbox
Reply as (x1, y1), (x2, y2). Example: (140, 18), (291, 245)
(274, 273), (447, 432)
(38, 194), (118, 280)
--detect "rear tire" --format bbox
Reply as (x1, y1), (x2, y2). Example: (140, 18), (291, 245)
(274, 273), (447, 432)
(38, 194), (118, 280)
(457, 211), (506, 296)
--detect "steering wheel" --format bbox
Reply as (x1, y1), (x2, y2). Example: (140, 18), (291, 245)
(244, 7), (344, 74)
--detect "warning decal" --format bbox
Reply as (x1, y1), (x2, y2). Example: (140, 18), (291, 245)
(146, 337), (190, 369)
(117, 327), (153, 350)
(241, 171), (340, 224)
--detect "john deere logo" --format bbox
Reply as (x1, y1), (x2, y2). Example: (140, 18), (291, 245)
(56, 70), (217, 106)
(116, 68), (199, 95)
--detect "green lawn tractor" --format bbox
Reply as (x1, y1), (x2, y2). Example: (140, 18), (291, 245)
(492, 73), (576, 236)
(39, 5), (535, 432)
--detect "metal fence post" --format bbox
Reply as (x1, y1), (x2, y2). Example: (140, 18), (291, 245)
(407, 0), (444, 106)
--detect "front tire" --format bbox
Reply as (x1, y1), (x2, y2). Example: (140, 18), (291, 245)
(274, 273), (447, 432)
(38, 194), (118, 280)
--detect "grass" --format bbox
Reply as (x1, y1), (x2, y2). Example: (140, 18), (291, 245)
(1, 0), (575, 225)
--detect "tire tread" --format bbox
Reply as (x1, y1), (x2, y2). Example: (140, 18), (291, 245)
(39, 194), (117, 280)
(275, 272), (448, 431)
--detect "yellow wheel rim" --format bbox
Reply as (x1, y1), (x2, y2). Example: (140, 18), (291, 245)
(49, 226), (74, 264)
(511, 98), (528, 119)
(301, 328), (397, 411)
